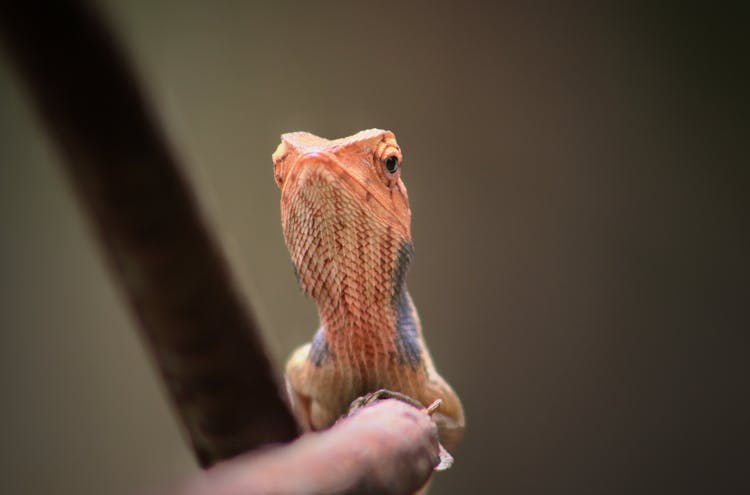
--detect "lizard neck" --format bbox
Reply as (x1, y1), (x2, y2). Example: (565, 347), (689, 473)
(317, 287), (400, 341)
(317, 284), (422, 370)
(312, 242), (422, 368)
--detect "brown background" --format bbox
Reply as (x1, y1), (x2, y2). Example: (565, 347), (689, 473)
(1, 2), (747, 494)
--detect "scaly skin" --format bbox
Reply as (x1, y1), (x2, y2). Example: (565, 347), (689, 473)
(273, 129), (464, 452)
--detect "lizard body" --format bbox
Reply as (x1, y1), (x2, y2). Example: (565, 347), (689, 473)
(274, 129), (464, 452)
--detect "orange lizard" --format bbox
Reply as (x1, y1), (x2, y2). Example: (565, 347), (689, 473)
(273, 129), (465, 454)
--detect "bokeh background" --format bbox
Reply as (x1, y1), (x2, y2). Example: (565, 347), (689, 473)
(1, 2), (748, 494)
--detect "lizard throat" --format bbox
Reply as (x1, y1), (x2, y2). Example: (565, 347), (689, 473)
(282, 171), (418, 367)
(314, 241), (414, 335)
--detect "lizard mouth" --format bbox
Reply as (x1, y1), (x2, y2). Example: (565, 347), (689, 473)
(279, 153), (412, 304)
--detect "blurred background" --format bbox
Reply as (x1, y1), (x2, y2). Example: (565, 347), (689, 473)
(1, 2), (748, 494)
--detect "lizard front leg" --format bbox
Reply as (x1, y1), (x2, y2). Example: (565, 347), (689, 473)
(287, 340), (465, 453)
(418, 373), (465, 453)
(285, 341), (342, 432)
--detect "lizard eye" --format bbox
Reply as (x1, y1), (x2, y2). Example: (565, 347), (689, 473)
(385, 155), (399, 174)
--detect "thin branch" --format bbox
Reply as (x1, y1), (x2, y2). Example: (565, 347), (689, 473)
(168, 399), (441, 495)
(0, 0), (298, 465)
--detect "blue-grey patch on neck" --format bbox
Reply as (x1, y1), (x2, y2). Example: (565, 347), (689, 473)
(391, 242), (414, 306)
(309, 327), (330, 367)
(394, 289), (422, 368)
(292, 263), (300, 286)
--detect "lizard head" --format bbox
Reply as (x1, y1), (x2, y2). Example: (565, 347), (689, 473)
(273, 129), (413, 306)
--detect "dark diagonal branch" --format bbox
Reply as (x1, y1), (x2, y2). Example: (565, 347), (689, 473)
(0, 1), (298, 465)
(168, 400), (441, 495)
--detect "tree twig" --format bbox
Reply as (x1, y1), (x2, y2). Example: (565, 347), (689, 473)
(0, 0), (298, 465)
(168, 399), (441, 495)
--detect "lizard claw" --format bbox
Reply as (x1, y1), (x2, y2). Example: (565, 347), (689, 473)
(435, 444), (454, 471)
(425, 399), (443, 415)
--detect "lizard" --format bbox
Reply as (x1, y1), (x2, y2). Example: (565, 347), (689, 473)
(273, 129), (465, 454)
